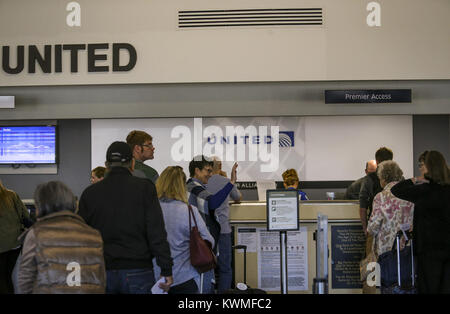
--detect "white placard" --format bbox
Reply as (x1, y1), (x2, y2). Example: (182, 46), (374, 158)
(258, 228), (308, 291)
(266, 190), (299, 231)
(236, 227), (257, 253)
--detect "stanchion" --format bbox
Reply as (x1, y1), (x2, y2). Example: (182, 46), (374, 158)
(280, 231), (288, 294)
(313, 213), (329, 294)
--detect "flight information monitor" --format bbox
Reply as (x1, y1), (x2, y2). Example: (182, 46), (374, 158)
(0, 125), (57, 164)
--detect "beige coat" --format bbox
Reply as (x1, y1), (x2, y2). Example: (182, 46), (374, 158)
(16, 210), (106, 294)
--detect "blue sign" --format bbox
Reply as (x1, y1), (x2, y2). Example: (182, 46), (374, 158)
(325, 89), (412, 103)
(331, 225), (366, 289)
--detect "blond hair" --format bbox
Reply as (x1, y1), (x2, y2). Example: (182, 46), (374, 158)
(282, 169), (299, 186)
(156, 166), (188, 204)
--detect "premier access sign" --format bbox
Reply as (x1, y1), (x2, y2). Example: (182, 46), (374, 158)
(325, 89), (411, 103)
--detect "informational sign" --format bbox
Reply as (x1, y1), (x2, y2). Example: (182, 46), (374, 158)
(331, 225), (366, 289)
(325, 89), (412, 103)
(266, 189), (299, 232)
(258, 228), (308, 291)
(236, 227), (258, 253)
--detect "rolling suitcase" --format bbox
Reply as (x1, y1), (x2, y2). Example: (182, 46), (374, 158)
(223, 245), (266, 294)
(378, 230), (417, 294)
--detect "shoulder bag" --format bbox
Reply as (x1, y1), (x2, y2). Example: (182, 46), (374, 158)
(188, 205), (217, 273)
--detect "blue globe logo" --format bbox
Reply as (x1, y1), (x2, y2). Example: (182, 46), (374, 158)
(279, 132), (294, 147)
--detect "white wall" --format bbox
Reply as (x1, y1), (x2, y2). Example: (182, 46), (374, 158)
(304, 116), (413, 180)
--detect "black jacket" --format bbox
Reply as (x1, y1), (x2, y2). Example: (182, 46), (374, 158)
(391, 179), (450, 256)
(78, 167), (173, 276)
(359, 171), (382, 220)
(345, 176), (365, 200)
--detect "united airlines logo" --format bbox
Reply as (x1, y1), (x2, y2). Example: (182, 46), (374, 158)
(279, 131), (294, 147)
(171, 118), (282, 172)
(206, 131), (294, 147)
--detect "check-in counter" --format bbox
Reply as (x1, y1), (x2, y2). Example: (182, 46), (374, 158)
(230, 200), (365, 294)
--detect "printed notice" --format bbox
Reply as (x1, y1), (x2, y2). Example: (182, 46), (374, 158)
(236, 227), (257, 253)
(257, 227), (308, 291)
(267, 191), (298, 231)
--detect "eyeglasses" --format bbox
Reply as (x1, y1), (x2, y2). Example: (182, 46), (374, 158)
(141, 144), (153, 149)
(418, 162), (425, 168)
(202, 167), (213, 174)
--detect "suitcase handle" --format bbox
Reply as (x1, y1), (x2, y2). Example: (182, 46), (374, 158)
(232, 245), (247, 284)
(390, 230), (412, 251)
(391, 230), (415, 287)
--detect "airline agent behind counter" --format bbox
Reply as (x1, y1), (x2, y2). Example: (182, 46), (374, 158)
(282, 169), (308, 200)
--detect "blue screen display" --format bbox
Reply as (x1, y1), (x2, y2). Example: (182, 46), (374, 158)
(0, 126), (57, 164)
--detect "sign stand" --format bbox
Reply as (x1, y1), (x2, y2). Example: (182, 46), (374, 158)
(280, 230), (288, 294)
(266, 189), (299, 295)
(313, 213), (329, 294)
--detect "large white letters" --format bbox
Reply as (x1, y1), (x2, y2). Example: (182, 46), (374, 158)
(66, 262), (81, 287)
(366, 262), (381, 287)
(66, 2), (81, 27)
(366, 2), (381, 27)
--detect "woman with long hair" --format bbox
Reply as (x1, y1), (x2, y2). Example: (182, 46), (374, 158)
(391, 150), (450, 294)
(155, 166), (214, 294)
(0, 180), (30, 294)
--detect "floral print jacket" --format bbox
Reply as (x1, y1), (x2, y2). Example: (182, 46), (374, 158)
(367, 181), (414, 256)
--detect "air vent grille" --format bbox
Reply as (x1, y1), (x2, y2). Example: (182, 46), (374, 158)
(178, 8), (323, 28)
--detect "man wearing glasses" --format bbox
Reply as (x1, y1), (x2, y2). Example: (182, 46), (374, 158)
(126, 130), (159, 184)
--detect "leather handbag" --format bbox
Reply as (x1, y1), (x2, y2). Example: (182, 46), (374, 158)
(188, 205), (217, 273)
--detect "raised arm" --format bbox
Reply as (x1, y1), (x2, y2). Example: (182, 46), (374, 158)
(390, 179), (423, 204)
